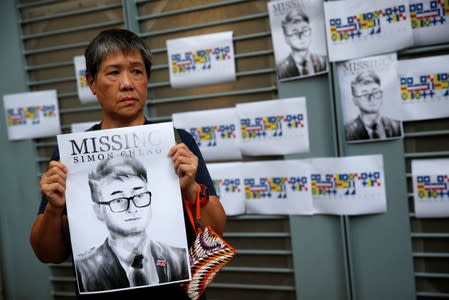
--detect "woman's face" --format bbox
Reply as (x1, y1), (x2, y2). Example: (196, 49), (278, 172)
(89, 50), (148, 126)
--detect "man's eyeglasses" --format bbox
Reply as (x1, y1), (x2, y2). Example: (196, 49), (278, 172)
(354, 90), (383, 101)
(96, 191), (152, 213)
(285, 27), (311, 39)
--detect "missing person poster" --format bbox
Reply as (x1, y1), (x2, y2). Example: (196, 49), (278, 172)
(311, 155), (387, 215)
(166, 31), (236, 88)
(409, 0), (449, 47)
(337, 53), (403, 143)
(207, 162), (245, 216)
(398, 54), (449, 121)
(3, 89), (61, 141)
(412, 159), (449, 218)
(236, 97), (310, 155)
(57, 122), (190, 294)
(324, 0), (413, 62)
(172, 108), (242, 162)
(268, 0), (328, 81)
(74, 55), (97, 104)
(242, 160), (314, 215)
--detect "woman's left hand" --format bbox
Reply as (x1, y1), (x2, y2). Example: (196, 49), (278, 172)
(169, 143), (199, 202)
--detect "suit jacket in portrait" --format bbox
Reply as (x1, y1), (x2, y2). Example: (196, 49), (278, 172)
(277, 52), (327, 80)
(345, 115), (402, 142)
(75, 239), (189, 293)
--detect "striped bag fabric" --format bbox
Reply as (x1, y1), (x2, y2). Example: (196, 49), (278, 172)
(182, 197), (236, 300)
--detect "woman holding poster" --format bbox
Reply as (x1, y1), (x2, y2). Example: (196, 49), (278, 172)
(29, 29), (226, 299)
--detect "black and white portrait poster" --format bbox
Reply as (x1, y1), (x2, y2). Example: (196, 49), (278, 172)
(268, 0), (328, 81)
(57, 122), (190, 294)
(337, 53), (403, 143)
(324, 0), (413, 62)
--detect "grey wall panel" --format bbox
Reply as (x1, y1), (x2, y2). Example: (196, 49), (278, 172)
(0, 0), (52, 299)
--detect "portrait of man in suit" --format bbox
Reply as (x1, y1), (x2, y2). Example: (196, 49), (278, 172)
(345, 71), (403, 142)
(75, 155), (189, 293)
(276, 8), (328, 81)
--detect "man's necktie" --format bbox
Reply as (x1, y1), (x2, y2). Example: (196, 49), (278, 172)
(131, 254), (148, 286)
(301, 61), (308, 76)
(371, 123), (380, 139)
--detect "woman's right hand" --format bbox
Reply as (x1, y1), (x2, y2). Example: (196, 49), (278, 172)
(40, 160), (68, 212)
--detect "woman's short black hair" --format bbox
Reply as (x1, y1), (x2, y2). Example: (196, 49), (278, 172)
(84, 29), (152, 80)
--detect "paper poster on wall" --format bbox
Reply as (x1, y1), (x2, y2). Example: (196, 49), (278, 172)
(172, 108), (242, 162)
(324, 0), (413, 62)
(3, 90), (61, 141)
(207, 162), (245, 216)
(70, 121), (98, 133)
(166, 31), (236, 88)
(268, 0), (328, 82)
(337, 53), (403, 143)
(397, 54), (449, 121)
(57, 122), (190, 294)
(412, 159), (449, 218)
(409, 0), (449, 46)
(311, 155), (387, 215)
(74, 56), (96, 104)
(236, 97), (310, 156)
(242, 160), (313, 215)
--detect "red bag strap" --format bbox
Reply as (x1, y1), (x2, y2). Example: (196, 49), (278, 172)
(184, 186), (203, 234)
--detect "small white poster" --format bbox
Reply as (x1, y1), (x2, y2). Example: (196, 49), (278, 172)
(172, 108), (242, 162)
(337, 53), (403, 143)
(242, 160), (313, 215)
(207, 162), (245, 216)
(57, 122), (190, 294)
(167, 31), (236, 88)
(268, 0), (329, 81)
(70, 121), (98, 133)
(74, 55), (97, 104)
(324, 0), (413, 62)
(398, 54), (449, 121)
(412, 159), (449, 218)
(236, 97), (310, 155)
(311, 155), (387, 215)
(3, 90), (61, 141)
(409, 0), (449, 46)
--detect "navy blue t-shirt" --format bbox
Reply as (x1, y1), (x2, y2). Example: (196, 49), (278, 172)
(37, 121), (214, 299)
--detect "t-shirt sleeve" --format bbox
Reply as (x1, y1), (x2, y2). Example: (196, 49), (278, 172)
(177, 129), (217, 197)
(37, 147), (60, 214)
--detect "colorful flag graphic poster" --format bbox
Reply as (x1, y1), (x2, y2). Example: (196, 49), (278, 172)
(207, 162), (245, 216)
(167, 31), (236, 88)
(236, 97), (310, 156)
(172, 108), (242, 162)
(324, 0), (413, 62)
(397, 54), (449, 121)
(412, 159), (449, 218)
(337, 53), (403, 143)
(70, 121), (99, 133)
(242, 160), (313, 215)
(409, 0), (449, 46)
(74, 56), (97, 104)
(3, 90), (61, 141)
(311, 155), (387, 215)
(268, 0), (328, 82)
(57, 122), (190, 294)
